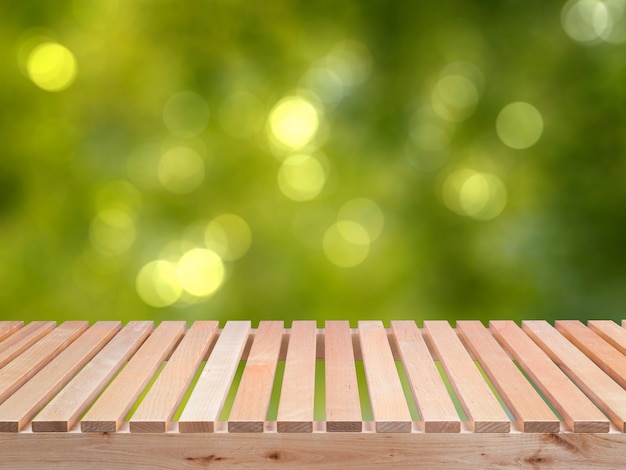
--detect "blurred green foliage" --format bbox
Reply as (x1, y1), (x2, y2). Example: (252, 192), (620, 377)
(1, 0), (626, 325)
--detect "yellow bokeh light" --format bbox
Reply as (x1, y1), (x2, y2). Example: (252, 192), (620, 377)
(176, 248), (224, 298)
(562, 0), (626, 44)
(432, 74), (479, 122)
(26, 42), (77, 92)
(496, 102), (544, 150)
(205, 214), (252, 261)
(136, 260), (182, 308)
(158, 147), (204, 194)
(442, 169), (507, 220)
(163, 91), (210, 138)
(277, 154), (326, 201)
(323, 221), (370, 268)
(218, 91), (264, 139)
(89, 209), (136, 257)
(338, 198), (385, 242)
(268, 96), (320, 150)
(325, 40), (373, 88)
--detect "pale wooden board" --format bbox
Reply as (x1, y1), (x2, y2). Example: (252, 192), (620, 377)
(228, 321), (283, 433)
(556, 320), (626, 389)
(456, 321), (559, 433)
(0, 322), (120, 432)
(0, 322), (87, 405)
(31, 321), (153, 432)
(0, 321), (56, 369)
(81, 321), (185, 432)
(130, 321), (218, 433)
(424, 321), (510, 433)
(178, 321), (251, 433)
(0, 322), (23, 343)
(523, 320), (626, 432)
(276, 321), (316, 433)
(588, 320), (626, 354)
(324, 321), (362, 432)
(358, 321), (411, 433)
(2, 431), (626, 469)
(491, 321), (608, 433)
(390, 321), (460, 433)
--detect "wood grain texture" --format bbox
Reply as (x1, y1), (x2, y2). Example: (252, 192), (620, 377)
(391, 321), (460, 433)
(129, 321), (218, 433)
(228, 321), (283, 432)
(358, 321), (411, 433)
(276, 321), (316, 433)
(523, 320), (626, 432)
(31, 321), (153, 432)
(491, 321), (608, 433)
(0, 322), (87, 405)
(81, 321), (185, 432)
(325, 321), (362, 432)
(0, 322), (23, 343)
(588, 320), (626, 354)
(0, 322), (120, 432)
(178, 321), (251, 433)
(457, 321), (559, 433)
(424, 321), (510, 433)
(0, 321), (56, 369)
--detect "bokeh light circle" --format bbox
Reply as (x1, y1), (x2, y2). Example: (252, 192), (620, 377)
(442, 169), (507, 220)
(496, 102), (544, 150)
(158, 147), (205, 194)
(26, 42), (77, 92)
(277, 154), (326, 201)
(323, 221), (370, 267)
(176, 248), (224, 298)
(268, 96), (320, 150)
(136, 260), (182, 308)
(163, 91), (210, 138)
(205, 214), (252, 261)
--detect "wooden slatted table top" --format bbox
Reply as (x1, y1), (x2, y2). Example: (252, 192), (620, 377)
(0, 319), (625, 436)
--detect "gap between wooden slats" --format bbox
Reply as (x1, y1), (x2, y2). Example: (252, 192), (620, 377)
(0, 322), (87, 406)
(0, 322), (56, 369)
(588, 320), (626, 354)
(424, 321), (510, 433)
(0, 322), (121, 432)
(491, 321), (608, 433)
(129, 321), (218, 433)
(457, 321), (559, 433)
(0, 322), (23, 344)
(31, 321), (153, 432)
(523, 321), (626, 432)
(178, 321), (250, 433)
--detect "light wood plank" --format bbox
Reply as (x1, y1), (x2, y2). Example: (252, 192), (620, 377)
(0, 321), (56, 369)
(31, 321), (153, 432)
(523, 320), (626, 432)
(0, 321), (120, 432)
(391, 321), (460, 433)
(556, 320), (626, 389)
(325, 321), (362, 432)
(277, 321), (317, 433)
(0, 322), (23, 343)
(228, 321), (283, 432)
(179, 321), (251, 433)
(491, 320), (608, 433)
(0, 322), (87, 405)
(358, 321), (411, 433)
(424, 321), (510, 433)
(457, 321), (559, 433)
(588, 320), (626, 355)
(130, 321), (218, 433)
(81, 321), (185, 432)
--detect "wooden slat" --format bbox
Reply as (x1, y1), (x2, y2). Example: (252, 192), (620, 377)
(81, 321), (185, 432)
(0, 322), (23, 343)
(31, 321), (153, 432)
(391, 321), (460, 433)
(179, 321), (251, 433)
(0, 322), (120, 432)
(491, 321), (608, 433)
(0, 322), (87, 405)
(358, 321), (411, 433)
(277, 321), (316, 433)
(228, 321), (283, 432)
(130, 321), (218, 433)
(424, 321), (510, 433)
(0, 321), (56, 369)
(523, 320), (626, 432)
(457, 321), (559, 433)
(556, 320), (626, 389)
(588, 320), (626, 354)
(325, 321), (362, 432)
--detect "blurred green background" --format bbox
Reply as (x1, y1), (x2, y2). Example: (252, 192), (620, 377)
(1, 0), (625, 326)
